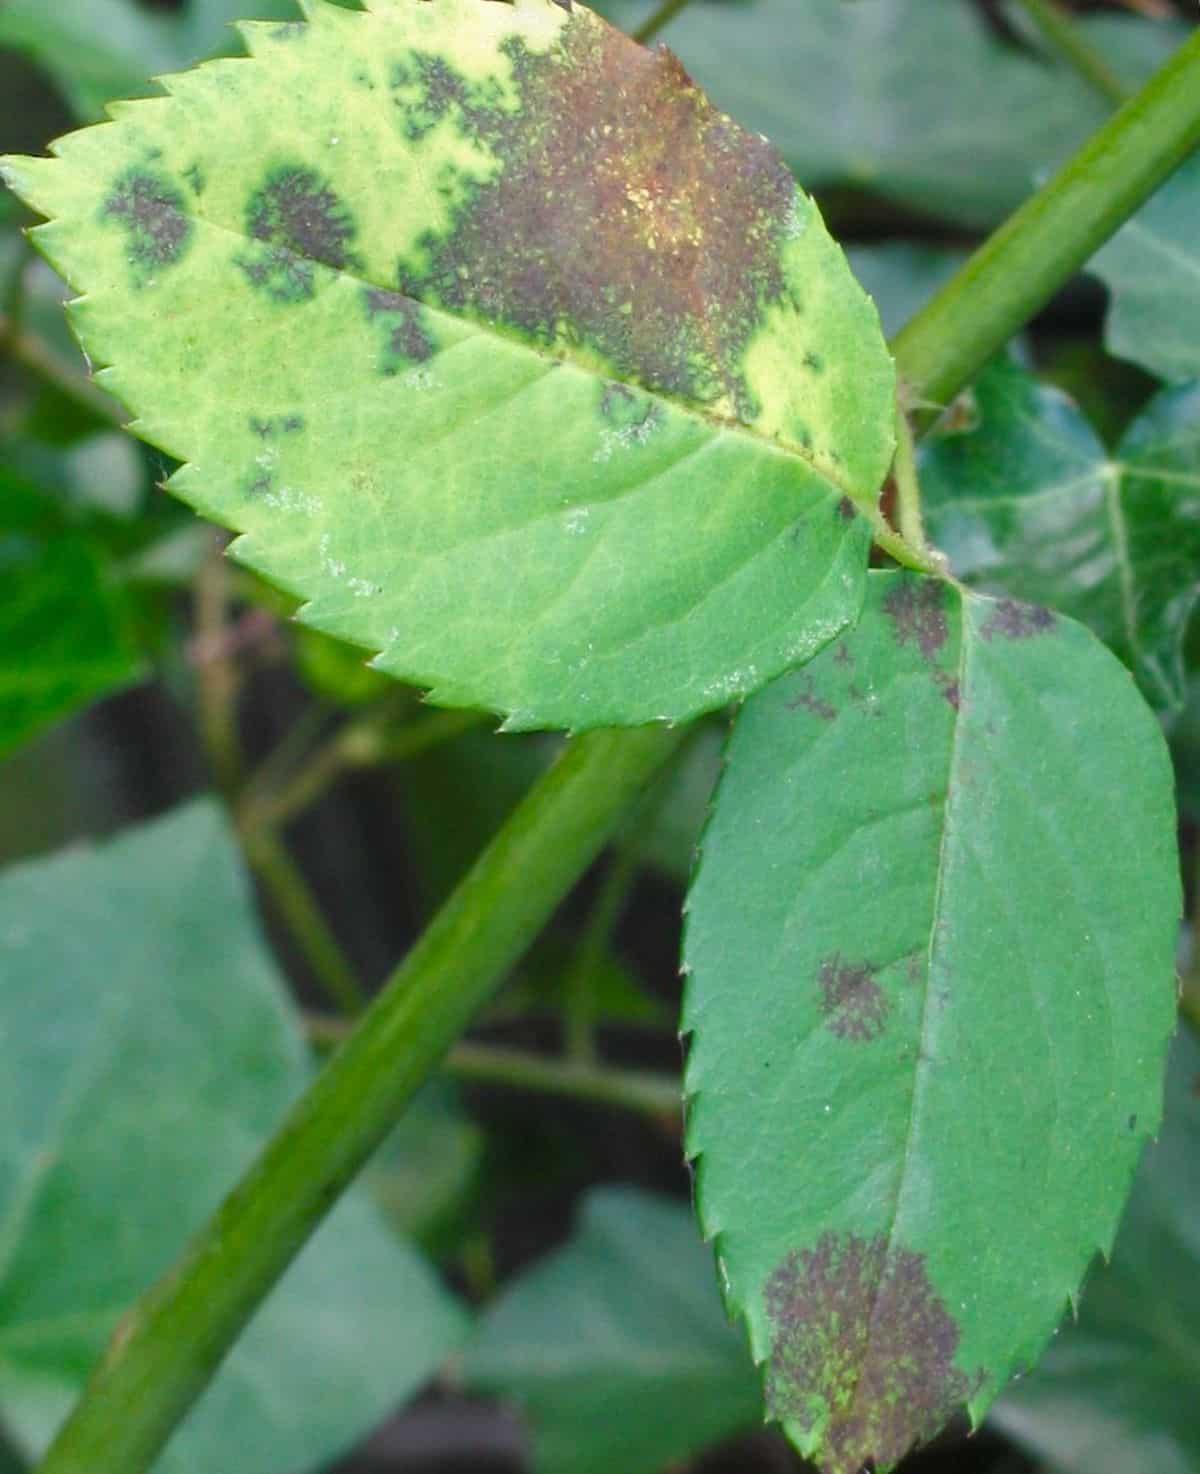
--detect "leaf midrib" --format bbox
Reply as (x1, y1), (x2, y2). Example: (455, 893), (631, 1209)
(842, 584), (973, 1435)
(61, 167), (866, 508)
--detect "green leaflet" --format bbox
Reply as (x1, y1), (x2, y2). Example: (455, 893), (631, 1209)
(0, 0), (894, 731)
(617, 0), (1186, 229)
(462, 1188), (762, 1474)
(0, 801), (466, 1472)
(922, 355), (1200, 713)
(993, 1029), (1200, 1474)
(1090, 151), (1200, 384)
(0, 465), (142, 757)
(682, 571), (1179, 1474)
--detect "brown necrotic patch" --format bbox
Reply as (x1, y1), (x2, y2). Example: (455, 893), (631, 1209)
(765, 1232), (971, 1474)
(883, 577), (948, 664)
(398, 17), (796, 420)
(101, 168), (192, 285)
(980, 599), (1056, 641)
(817, 955), (889, 1042)
(363, 287), (435, 373)
(237, 164), (361, 304)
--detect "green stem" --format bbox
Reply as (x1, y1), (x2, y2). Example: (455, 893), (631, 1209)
(1014, 0), (1130, 107)
(890, 402), (934, 560)
(868, 516), (945, 576)
(238, 706), (487, 836)
(563, 848), (640, 1064)
(633, 0), (692, 45)
(307, 1016), (680, 1117)
(192, 538), (245, 803)
(247, 833), (366, 1017)
(892, 28), (1200, 415)
(36, 32), (1200, 1474)
(37, 724), (683, 1474)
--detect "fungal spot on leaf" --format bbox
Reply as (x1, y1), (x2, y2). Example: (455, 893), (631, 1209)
(833, 641), (853, 668)
(980, 599), (1056, 642)
(593, 382), (664, 461)
(101, 168), (192, 286)
(183, 163), (206, 196)
(787, 676), (836, 723)
(245, 462), (274, 498)
(765, 1232), (972, 1474)
(836, 497), (855, 522)
(400, 18), (797, 421)
(938, 675), (960, 710)
(817, 955), (889, 1041)
(363, 287), (435, 372)
(389, 51), (497, 143)
(803, 351), (825, 374)
(236, 164), (360, 304)
(884, 577), (948, 663)
(249, 414), (306, 439)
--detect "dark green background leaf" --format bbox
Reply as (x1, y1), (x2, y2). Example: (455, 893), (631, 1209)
(1091, 152), (1200, 385)
(0, 0), (300, 121)
(0, 465), (142, 758)
(0, 801), (466, 1473)
(993, 1028), (1200, 1474)
(922, 356), (1200, 712)
(462, 1188), (762, 1474)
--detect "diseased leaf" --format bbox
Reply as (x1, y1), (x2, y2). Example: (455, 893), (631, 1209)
(462, 1187), (762, 1474)
(1, 0), (894, 731)
(0, 0), (300, 121)
(1090, 152), (1200, 384)
(992, 1029), (1200, 1474)
(0, 465), (142, 758)
(0, 801), (466, 1473)
(682, 571), (1180, 1474)
(630, 0), (1186, 228)
(922, 355), (1200, 712)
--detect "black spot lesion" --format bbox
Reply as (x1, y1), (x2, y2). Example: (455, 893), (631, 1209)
(765, 1232), (975, 1473)
(817, 955), (889, 1042)
(183, 162), (206, 196)
(236, 164), (361, 304)
(786, 675), (836, 723)
(363, 286), (435, 373)
(803, 350), (825, 373)
(389, 50), (503, 144)
(101, 167), (192, 285)
(980, 599), (1056, 641)
(245, 463), (274, 498)
(884, 577), (949, 663)
(249, 413), (306, 439)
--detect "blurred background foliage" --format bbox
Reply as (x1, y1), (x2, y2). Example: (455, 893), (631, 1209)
(1, 2), (1198, 1472)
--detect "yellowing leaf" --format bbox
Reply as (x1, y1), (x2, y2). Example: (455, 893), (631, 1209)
(1, 0), (894, 729)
